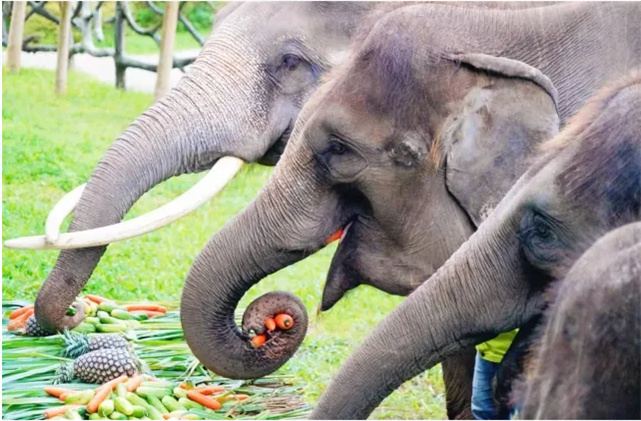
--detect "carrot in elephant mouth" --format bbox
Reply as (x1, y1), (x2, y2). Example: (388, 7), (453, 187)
(324, 227), (344, 244)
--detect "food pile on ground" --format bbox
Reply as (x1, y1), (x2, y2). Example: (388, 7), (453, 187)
(3, 299), (310, 420)
(7, 295), (168, 336)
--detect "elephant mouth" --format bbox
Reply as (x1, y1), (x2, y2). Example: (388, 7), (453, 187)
(325, 220), (353, 245)
(257, 123), (293, 166)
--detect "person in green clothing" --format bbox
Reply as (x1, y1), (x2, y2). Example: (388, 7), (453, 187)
(471, 329), (519, 420)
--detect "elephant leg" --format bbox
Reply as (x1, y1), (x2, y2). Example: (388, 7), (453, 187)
(442, 346), (476, 420)
(494, 315), (543, 418)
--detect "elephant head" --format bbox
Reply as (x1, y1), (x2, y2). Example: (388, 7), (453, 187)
(180, 5), (572, 380)
(520, 222), (641, 419)
(310, 72), (641, 419)
(10, 2), (383, 333)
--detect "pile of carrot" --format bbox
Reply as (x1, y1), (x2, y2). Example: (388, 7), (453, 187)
(250, 313), (295, 348)
(43, 375), (247, 420)
(85, 294), (168, 319)
(7, 305), (34, 331)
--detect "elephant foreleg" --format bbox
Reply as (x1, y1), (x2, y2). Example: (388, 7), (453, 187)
(442, 346), (476, 420)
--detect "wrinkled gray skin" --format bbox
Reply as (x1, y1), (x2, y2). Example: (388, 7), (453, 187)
(35, 2), (381, 332)
(521, 222), (641, 419)
(180, 0), (640, 395)
(310, 72), (641, 419)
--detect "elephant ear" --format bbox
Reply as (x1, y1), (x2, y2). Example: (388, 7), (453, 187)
(442, 56), (560, 226)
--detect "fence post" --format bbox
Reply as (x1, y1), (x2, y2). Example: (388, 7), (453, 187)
(55, 1), (73, 94)
(154, 1), (179, 102)
(114, 2), (126, 89)
(7, 1), (27, 73)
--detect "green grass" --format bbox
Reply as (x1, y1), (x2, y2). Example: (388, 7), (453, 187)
(2, 68), (447, 419)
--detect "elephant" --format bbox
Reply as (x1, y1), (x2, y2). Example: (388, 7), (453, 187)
(17, 1), (393, 334)
(309, 70), (641, 419)
(178, 0), (640, 393)
(12, 1), (552, 334)
(519, 222), (641, 419)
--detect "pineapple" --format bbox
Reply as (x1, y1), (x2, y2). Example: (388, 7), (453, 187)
(57, 348), (140, 384)
(61, 330), (129, 358)
(24, 315), (53, 337)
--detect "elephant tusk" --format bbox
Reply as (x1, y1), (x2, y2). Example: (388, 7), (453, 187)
(45, 183), (86, 244)
(4, 156), (245, 250)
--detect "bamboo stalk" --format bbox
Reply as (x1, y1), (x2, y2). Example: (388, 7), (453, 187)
(7, 1), (28, 73)
(154, 1), (179, 102)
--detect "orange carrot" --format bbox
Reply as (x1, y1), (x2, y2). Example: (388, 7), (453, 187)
(44, 405), (80, 419)
(129, 310), (165, 318)
(86, 384), (110, 413)
(124, 304), (167, 313)
(59, 393), (69, 402)
(8, 308), (34, 331)
(84, 294), (108, 304)
(250, 334), (267, 348)
(265, 317), (276, 332)
(275, 314), (294, 330)
(104, 374), (128, 391)
(186, 390), (222, 410)
(162, 414), (170, 420)
(193, 385), (225, 395)
(230, 394), (249, 401)
(9, 305), (33, 319)
(127, 374), (144, 392)
(44, 387), (75, 398)
(324, 227), (344, 245)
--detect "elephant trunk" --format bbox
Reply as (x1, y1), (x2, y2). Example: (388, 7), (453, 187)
(311, 208), (545, 419)
(34, 48), (264, 333)
(181, 152), (343, 379)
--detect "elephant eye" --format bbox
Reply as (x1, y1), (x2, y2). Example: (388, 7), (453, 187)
(280, 54), (301, 71)
(328, 140), (348, 155)
(519, 210), (564, 270)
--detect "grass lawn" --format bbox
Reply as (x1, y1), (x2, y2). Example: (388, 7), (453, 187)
(2, 68), (446, 419)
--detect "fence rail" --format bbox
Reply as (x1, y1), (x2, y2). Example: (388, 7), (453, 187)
(2, 1), (213, 89)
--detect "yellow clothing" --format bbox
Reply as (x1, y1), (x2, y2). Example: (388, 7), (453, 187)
(476, 329), (519, 363)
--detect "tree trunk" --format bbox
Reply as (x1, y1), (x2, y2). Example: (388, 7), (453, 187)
(7, 1), (27, 73)
(55, 1), (73, 95)
(114, 2), (125, 90)
(154, 1), (179, 102)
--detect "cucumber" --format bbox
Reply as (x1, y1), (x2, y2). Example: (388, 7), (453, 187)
(127, 393), (163, 420)
(74, 322), (97, 334)
(85, 317), (101, 326)
(135, 386), (172, 399)
(140, 381), (173, 389)
(115, 396), (135, 416)
(111, 309), (136, 320)
(65, 389), (95, 405)
(64, 408), (83, 420)
(109, 411), (127, 420)
(166, 411), (186, 419)
(99, 301), (125, 313)
(131, 406), (147, 418)
(173, 387), (187, 399)
(146, 395), (169, 413)
(96, 323), (129, 333)
(98, 311), (126, 325)
(161, 396), (186, 412)
(116, 383), (128, 398)
(179, 397), (204, 411)
(89, 413), (103, 420)
(99, 399), (115, 416)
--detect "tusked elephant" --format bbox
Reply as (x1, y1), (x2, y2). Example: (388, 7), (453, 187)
(309, 70), (641, 419)
(178, 0), (640, 394)
(9, 2), (388, 334)
(519, 222), (640, 419)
